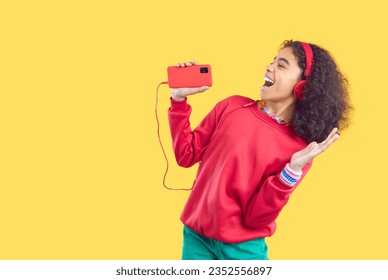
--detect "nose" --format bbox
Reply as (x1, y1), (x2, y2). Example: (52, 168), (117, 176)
(266, 62), (274, 72)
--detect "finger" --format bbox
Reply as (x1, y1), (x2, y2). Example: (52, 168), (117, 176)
(320, 133), (340, 151)
(185, 61), (198, 67)
(325, 127), (338, 142)
(323, 130), (340, 148)
(176, 61), (199, 67)
(316, 127), (338, 148)
(188, 86), (209, 94)
(313, 134), (339, 157)
(198, 86), (209, 92)
(327, 127), (338, 139)
(176, 62), (192, 67)
(306, 141), (318, 152)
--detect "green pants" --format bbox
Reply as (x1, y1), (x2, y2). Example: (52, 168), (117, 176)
(182, 226), (269, 260)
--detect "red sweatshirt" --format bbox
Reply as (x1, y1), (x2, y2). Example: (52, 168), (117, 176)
(168, 95), (312, 243)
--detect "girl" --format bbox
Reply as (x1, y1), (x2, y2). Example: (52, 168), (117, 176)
(168, 40), (351, 260)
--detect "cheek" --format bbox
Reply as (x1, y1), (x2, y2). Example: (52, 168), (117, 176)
(273, 78), (299, 98)
(278, 77), (298, 92)
(285, 75), (300, 90)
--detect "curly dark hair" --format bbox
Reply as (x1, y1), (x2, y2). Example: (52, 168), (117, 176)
(280, 40), (352, 143)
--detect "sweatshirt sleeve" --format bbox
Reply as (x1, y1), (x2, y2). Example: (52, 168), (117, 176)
(243, 161), (312, 229)
(168, 97), (228, 168)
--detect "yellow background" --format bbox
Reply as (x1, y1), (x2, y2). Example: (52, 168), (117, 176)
(0, 0), (386, 259)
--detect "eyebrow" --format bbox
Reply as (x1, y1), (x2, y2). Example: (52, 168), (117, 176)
(277, 57), (290, 65)
(273, 56), (290, 65)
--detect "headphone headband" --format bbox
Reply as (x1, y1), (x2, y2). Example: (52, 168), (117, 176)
(299, 41), (314, 77)
(293, 41), (314, 100)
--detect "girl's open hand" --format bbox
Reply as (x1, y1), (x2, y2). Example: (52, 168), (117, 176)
(289, 127), (340, 172)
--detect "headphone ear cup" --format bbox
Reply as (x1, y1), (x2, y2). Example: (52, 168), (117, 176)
(293, 80), (306, 100)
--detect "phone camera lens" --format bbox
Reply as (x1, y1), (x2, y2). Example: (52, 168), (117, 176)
(200, 67), (208, 73)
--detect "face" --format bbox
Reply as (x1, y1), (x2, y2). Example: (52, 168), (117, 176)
(260, 47), (302, 102)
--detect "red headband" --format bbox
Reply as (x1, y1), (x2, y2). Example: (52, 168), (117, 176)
(293, 42), (314, 100)
(299, 41), (314, 77)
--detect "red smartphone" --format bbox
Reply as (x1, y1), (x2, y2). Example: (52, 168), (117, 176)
(167, 64), (212, 88)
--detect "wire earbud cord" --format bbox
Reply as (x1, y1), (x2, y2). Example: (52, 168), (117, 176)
(155, 82), (256, 191)
(155, 81), (193, 191)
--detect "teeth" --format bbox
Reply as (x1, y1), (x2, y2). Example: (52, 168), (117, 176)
(264, 76), (274, 84)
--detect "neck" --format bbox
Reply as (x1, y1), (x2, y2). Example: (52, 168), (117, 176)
(264, 100), (296, 122)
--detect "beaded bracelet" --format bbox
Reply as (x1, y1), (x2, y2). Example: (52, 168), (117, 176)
(279, 163), (303, 187)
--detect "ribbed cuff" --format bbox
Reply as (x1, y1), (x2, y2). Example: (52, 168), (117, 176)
(170, 97), (188, 111)
(279, 163), (303, 187)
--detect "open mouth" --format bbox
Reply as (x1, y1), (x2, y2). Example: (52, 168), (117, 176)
(263, 76), (274, 88)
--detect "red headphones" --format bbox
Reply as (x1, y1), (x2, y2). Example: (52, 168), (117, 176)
(293, 42), (314, 100)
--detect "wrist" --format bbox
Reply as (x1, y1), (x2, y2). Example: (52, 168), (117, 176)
(171, 93), (186, 101)
(172, 97), (186, 102)
(288, 162), (303, 173)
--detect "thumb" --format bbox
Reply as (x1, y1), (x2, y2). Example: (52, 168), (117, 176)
(198, 86), (210, 93)
(187, 86), (209, 95)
